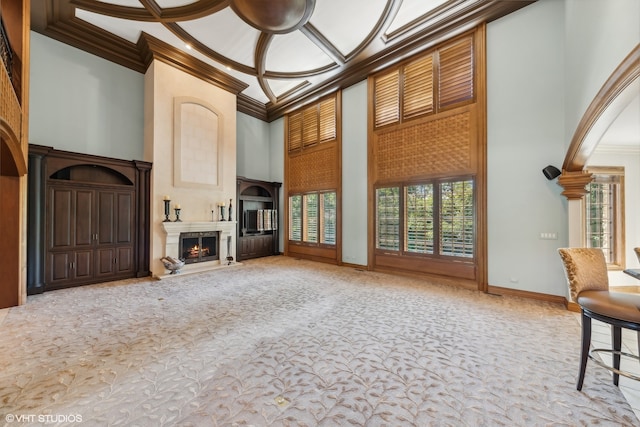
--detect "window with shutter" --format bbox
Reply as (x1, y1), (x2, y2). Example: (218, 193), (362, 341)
(319, 98), (336, 143)
(405, 184), (434, 254)
(288, 113), (302, 152)
(403, 55), (434, 119)
(374, 70), (400, 128)
(289, 195), (302, 241)
(302, 106), (319, 148)
(376, 187), (400, 251)
(320, 192), (336, 244)
(438, 36), (474, 108)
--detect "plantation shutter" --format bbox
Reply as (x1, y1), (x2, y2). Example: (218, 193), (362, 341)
(288, 112), (302, 152)
(438, 36), (474, 108)
(302, 105), (319, 147)
(319, 97), (336, 143)
(374, 70), (400, 128)
(403, 54), (434, 119)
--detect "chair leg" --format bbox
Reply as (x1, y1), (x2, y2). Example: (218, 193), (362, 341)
(612, 325), (622, 386)
(578, 311), (591, 391)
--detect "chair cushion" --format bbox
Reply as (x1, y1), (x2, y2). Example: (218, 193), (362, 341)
(578, 290), (640, 324)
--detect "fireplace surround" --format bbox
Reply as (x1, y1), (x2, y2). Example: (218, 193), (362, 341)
(160, 221), (236, 278)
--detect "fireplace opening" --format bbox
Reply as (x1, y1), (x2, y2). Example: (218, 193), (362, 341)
(179, 231), (220, 264)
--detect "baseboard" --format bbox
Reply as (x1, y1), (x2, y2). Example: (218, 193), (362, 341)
(487, 285), (567, 306)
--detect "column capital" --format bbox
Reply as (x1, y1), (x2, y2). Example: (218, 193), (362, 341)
(557, 170), (593, 200)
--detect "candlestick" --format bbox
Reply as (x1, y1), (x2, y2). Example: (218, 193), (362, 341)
(228, 199), (233, 221)
(174, 207), (182, 222)
(163, 198), (171, 222)
(219, 204), (226, 221)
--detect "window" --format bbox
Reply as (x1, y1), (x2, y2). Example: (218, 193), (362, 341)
(585, 167), (624, 267)
(376, 178), (474, 259)
(289, 191), (337, 246)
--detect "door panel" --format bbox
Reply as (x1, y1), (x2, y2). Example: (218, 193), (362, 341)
(95, 248), (115, 277)
(49, 252), (71, 283)
(50, 188), (73, 249)
(97, 191), (115, 245)
(116, 192), (134, 244)
(75, 190), (94, 247)
(117, 246), (133, 273)
(75, 250), (93, 279)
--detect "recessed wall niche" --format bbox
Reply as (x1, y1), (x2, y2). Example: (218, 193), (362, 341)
(173, 97), (223, 190)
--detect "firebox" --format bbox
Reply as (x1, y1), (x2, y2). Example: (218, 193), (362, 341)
(179, 231), (220, 264)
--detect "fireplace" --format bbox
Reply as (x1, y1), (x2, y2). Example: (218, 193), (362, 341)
(179, 231), (220, 264)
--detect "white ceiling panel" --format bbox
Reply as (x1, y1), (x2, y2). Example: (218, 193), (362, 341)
(179, 9), (259, 68)
(266, 31), (333, 73)
(267, 78), (310, 99)
(386, 0), (449, 34)
(95, 0), (141, 7)
(155, 0), (198, 7)
(76, 9), (156, 43)
(309, 0), (387, 56)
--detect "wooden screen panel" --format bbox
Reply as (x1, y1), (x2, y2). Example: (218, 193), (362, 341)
(438, 36), (474, 108)
(375, 111), (473, 181)
(288, 148), (338, 193)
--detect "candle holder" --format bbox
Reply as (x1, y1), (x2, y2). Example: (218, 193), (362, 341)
(174, 208), (182, 222)
(163, 199), (171, 222)
(219, 204), (226, 221)
(228, 199), (233, 221)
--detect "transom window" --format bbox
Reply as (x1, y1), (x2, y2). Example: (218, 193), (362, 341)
(376, 178), (474, 259)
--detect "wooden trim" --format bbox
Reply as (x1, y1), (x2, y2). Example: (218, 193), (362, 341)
(563, 44), (640, 173)
(137, 33), (248, 95)
(487, 285), (568, 306)
(237, 94), (268, 122)
(557, 170), (593, 200)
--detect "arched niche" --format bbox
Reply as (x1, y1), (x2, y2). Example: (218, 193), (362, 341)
(49, 164), (134, 186)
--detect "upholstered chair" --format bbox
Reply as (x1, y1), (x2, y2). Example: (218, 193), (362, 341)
(558, 248), (640, 390)
(635, 247), (640, 264)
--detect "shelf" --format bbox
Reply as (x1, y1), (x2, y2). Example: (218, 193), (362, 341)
(239, 195), (273, 202)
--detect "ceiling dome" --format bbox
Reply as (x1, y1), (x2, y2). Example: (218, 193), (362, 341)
(230, 0), (316, 34)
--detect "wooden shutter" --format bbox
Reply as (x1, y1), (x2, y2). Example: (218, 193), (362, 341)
(438, 36), (474, 108)
(374, 70), (400, 128)
(302, 105), (318, 147)
(288, 112), (302, 152)
(403, 54), (434, 119)
(319, 97), (336, 143)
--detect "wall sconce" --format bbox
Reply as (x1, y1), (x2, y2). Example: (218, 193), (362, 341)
(542, 165), (561, 180)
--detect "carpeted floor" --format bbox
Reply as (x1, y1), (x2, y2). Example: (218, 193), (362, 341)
(0, 256), (638, 426)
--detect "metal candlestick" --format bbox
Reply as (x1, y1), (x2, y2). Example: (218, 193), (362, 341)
(174, 208), (182, 222)
(163, 199), (171, 222)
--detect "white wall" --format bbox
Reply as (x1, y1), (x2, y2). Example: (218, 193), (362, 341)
(268, 118), (285, 251)
(237, 112), (271, 181)
(29, 32), (144, 161)
(341, 81), (368, 266)
(564, 0), (640, 144)
(486, 0), (568, 296)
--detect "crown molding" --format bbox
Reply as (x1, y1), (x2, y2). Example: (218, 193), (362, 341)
(137, 33), (249, 96)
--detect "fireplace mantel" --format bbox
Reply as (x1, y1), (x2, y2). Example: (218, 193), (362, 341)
(160, 221), (237, 278)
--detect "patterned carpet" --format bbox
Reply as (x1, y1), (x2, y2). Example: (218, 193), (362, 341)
(0, 256), (637, 426)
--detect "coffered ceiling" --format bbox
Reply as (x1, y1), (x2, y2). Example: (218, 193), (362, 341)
(31, 0), (535, 121)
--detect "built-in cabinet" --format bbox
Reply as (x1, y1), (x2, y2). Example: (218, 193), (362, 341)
(236, 177), (281, 261)
(28, 145), (152, 293)
(47, 185), (135, 288)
